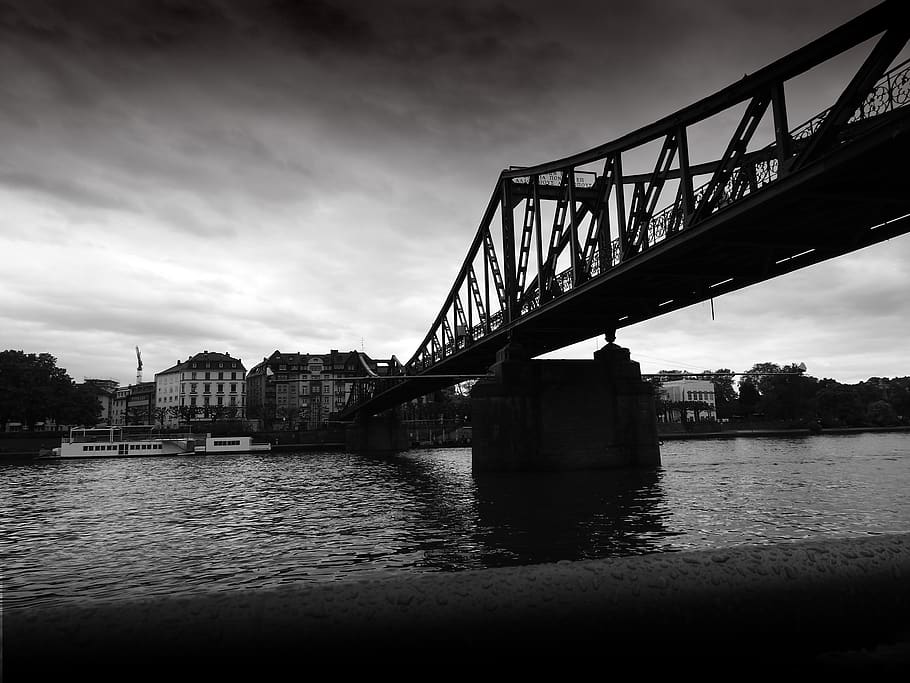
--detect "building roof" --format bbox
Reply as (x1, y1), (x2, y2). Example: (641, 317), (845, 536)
(247, 349), (389, 377)
(155, 351), (246, 377)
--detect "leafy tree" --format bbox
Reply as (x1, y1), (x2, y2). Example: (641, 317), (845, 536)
(816, 384), (864, 426)
(866, 400), (898, 427)
(705, 368), (736, 419)
(60, 383), (103, 427)
(738, 362), (814, 421)
(201, 403), (218, 422)
(886, 378), (910, 419)
(0, 350), (74, 429)
(654, 397), (673, 422)
(177, 404), (199, 426)
(743, 362), (783, 396)
(738, 380), (761, 415)
(152, 407), (168, 427)
(126, 406), (149, 425)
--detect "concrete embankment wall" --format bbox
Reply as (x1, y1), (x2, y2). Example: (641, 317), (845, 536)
(7, 534), (910, 676)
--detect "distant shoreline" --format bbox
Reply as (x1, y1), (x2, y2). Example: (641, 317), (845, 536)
(3, 425), (908, 461)
(660, 424), (910, 440)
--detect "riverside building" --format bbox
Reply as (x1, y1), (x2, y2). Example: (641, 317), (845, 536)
(154, 351), (247, 428)
(246, 349), (396, 430)
(658, 378), (718, 422)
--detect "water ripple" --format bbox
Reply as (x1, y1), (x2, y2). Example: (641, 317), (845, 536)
(2, 434), (909, 609)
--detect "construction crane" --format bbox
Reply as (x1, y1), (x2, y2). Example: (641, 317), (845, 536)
(136, 346), (143, 384)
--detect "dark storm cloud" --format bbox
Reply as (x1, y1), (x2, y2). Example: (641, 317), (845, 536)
(0, 169), (136, 212)
(3, 0), (901, 385)
(0, 0), (228, 50)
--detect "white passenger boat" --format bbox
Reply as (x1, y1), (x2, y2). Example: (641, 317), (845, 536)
(50, 426), (196, 459)
(193, 435), (272, 455)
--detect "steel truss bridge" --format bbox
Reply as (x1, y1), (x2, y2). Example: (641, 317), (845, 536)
(340, 0), (910, 419)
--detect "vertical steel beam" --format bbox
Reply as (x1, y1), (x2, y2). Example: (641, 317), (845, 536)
(582, 159), (613, 275)
(594, 155), (615, 274)
(466, 279), (473, 339)
(676, 126), (693, 231)
(567, 169), (581, 286)
(771, 81), (791, 172)
(541, 176), (569, 300)
(533, 176), (544, 303)
(500, 179), (517, 324)
(613, 154), (627, 264)
(483, 239), (491, 334)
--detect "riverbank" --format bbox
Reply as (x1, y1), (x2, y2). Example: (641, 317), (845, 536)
(660, 424), (910, 440)
(4, 424), (908, 459)
(6, 533), (910, 676)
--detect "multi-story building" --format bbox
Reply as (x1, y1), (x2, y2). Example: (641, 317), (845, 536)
(82, 378), (119, 424)
(154, 351), (247, 428)
(110, 382), (155, 425)
(246, 349), (393, 430)
(658, 379), (717, 422)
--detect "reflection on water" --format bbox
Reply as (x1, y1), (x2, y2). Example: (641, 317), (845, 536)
(473, 468), (674, 564)
(2, 432), (909, 609)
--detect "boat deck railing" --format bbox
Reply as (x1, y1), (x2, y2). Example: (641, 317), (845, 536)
(65, 429), (197, 444)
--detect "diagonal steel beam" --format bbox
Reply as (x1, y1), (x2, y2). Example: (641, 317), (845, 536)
(690, 94), (771, 225)
(792, 24), (910, 172)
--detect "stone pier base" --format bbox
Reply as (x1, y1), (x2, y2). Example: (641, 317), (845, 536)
(344, 409), (409, 454)
(470, 343), (660, 471)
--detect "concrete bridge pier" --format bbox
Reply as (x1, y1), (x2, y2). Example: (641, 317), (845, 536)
(470, 340), (660, 472)
(344, 409), (409, 454)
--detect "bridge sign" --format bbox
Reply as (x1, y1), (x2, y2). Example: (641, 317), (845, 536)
(510, 167), (596, 188)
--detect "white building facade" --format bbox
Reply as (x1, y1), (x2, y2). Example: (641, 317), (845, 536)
(658, 379), (717, 422)
(155, 351), (246, 428)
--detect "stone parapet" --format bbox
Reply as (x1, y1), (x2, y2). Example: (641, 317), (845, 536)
(6, 534), (910, 675)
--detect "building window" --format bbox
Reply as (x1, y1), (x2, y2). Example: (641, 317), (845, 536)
(230, 384), (236, 393)
(204, 384), (211, 394)
(217, 396), (223, 406)
(191, 384), (197, 394)
(230, 396), (236, 406)
(217, 384), (223, 393)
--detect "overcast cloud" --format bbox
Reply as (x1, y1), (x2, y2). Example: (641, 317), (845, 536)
(1, 0), (907, 386)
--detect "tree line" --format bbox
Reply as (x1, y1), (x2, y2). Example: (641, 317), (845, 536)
(3, 350), (908, 431)
(652, 363), (910, 428)
(0, 351), (103, 430)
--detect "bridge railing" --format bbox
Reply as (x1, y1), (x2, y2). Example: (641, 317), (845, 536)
(347, 2), (909, 413)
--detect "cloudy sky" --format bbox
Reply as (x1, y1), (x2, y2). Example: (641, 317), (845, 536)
(1, 0), (907, 387)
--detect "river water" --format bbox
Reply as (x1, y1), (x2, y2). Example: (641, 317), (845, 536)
(2, 432), (908, 610)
